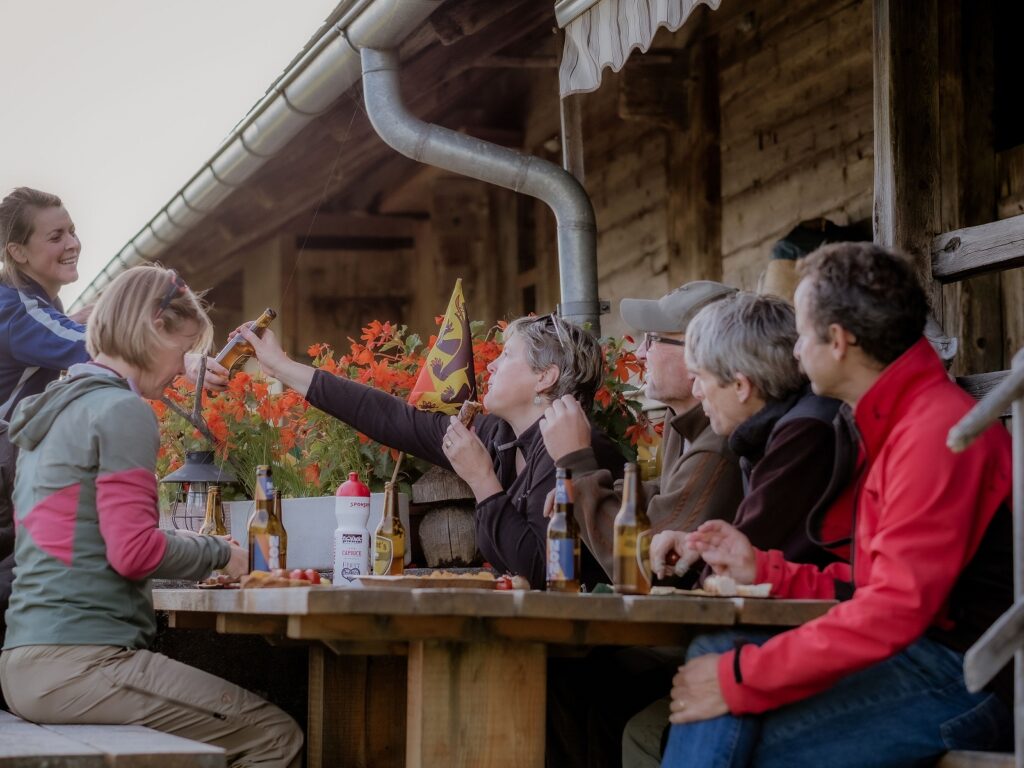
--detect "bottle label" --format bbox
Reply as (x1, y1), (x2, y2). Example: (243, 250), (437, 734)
(257, 475), (275, 500)
(615, 528), (638, 558)
(335, 531), (368, 583)
(555, 484), (572, 505)
(373, 536), (394, 575)
(547, 538), (576, 582)
(252, 534), (282, 571)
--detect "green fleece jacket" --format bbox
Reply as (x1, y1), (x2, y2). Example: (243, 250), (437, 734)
(4, 363), (229, 650)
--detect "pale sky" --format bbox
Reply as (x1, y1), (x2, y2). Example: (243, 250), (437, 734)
(0, 0), (340, 306)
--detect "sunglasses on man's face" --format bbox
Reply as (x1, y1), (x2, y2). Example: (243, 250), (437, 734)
(156, 270), (188, 318)
(643, 332), (686, 349)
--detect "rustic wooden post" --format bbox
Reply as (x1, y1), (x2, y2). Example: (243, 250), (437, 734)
(872, 0), (941, 283)
(936, 0), (1003, 376)
(668, 26), (722, 286)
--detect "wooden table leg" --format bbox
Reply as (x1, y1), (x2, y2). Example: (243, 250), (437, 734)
(308, 645), (407, 768)
(406, 640), (546, 768)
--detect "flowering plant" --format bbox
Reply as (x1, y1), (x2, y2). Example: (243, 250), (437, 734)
(153, 319), (655, 499)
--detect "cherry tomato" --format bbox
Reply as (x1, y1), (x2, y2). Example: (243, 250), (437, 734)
(304, 569), (321, 585)
(289, 568), (306, 581)
(495, 575), (513, 591)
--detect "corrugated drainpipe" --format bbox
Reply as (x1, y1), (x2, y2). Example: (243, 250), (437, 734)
(360, 47), (603, 334)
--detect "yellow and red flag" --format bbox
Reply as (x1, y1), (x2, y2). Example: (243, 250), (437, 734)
(408, 279), (476, 414)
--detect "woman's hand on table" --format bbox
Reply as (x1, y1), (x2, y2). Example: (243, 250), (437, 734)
(539, 395), (592, 462)
(686, 521), (757, 584)
(443, 416), (501, 501)
(669, 654), (728, 724)
(184, 354), (229, 392)
(237, 327), (315, 396)
(650, 531), (699, 579)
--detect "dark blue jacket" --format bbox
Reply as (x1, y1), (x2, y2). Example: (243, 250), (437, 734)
(0, 278), (88, 420)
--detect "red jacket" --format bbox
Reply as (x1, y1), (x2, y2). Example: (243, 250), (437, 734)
(718, 337), (1012, 714)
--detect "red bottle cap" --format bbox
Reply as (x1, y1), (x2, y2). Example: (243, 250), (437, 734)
(335, 471), (371, 497)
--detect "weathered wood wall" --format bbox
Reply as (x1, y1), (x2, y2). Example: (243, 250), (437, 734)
(717, 0), (873, 289)
(512, 0), (874, 340)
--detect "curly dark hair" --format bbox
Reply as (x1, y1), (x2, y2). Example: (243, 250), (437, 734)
(798, 242), (929, 365)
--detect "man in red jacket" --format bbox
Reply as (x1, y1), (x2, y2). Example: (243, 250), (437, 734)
(655, 243), (1013, 767)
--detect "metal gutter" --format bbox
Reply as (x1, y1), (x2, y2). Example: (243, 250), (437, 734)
(73, 0), (443, 309)
(360, 47), (602, 332)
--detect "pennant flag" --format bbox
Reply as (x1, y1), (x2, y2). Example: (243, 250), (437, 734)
(408, 279), (477, 414)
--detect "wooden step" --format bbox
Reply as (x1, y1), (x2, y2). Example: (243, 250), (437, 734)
(936, 751), (1013, 768)
(0, 710), (225, 767)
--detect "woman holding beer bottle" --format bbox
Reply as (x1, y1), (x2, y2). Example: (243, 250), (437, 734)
(0, 266), (303, 768)
(0, 187), (228, 420)
(238, 314), (624, 588)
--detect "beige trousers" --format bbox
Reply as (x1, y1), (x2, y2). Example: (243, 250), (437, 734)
(0, 644), (303, 768)
(622, 696), (671, 768)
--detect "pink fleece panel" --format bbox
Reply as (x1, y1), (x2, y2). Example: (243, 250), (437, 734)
(96, 467), (167, 580)
(20, 484), (81, 565)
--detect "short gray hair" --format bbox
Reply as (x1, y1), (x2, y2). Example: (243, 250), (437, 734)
(504, 315), (604, 409)
(685, 292), (804, 402)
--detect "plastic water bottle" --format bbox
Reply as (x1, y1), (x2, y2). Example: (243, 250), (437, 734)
(333, 472), (371, 586)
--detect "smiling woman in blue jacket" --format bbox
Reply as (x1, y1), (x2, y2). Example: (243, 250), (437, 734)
(0, 187), (228, 419)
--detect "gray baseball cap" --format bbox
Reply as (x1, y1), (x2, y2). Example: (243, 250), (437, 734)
(620, 280), (737, 333)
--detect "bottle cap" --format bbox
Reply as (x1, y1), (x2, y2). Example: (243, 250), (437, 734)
(336, 471), (371, 497)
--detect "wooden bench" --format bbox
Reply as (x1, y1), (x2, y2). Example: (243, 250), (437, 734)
(937, 751), (1013, 767)
(0, 710), (225, 767)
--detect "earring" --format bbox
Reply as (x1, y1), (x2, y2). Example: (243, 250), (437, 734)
(533, 395), (544, 406)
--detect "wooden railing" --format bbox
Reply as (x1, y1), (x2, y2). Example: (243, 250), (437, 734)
(949, 348), (1024, 768)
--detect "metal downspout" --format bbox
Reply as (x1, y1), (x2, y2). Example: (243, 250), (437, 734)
(359, 47), (602, 333)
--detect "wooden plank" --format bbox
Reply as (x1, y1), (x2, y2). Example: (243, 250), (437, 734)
(936, 752), (1013, 768)
(0, 711), (104, 767)
(166, 611), (217, 631)
(406, 640), (544, 768)
(733, 598), (836, 626)
(872, 0), (941, 281)
(216, 614), (288, 636)
(964, 599), (1024, 693)
(932, 215), (1024, 281)
(667, 23), (722, 286)
(42, 725), (224, 768)
(306, 648), (407, 768)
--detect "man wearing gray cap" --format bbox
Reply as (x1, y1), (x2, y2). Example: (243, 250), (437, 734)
(540, 280), (743, 576)
(542, 281), (744, 768)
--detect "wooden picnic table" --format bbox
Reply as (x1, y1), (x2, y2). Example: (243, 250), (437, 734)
(154, 587), (834, 768)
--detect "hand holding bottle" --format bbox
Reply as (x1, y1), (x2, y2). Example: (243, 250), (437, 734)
(237, 327), (316, 396)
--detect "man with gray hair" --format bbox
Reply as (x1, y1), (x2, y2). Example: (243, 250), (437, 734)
(625, 292), (850, 768)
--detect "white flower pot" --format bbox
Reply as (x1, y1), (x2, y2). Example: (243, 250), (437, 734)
(225, 492), (411, 571)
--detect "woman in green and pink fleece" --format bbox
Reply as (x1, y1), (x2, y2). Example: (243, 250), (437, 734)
(0, 265), (303, 768)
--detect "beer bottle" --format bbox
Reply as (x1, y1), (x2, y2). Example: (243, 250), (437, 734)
(199, 484), (228, 536)
(248, 465), (287, 572)
(215, 308), (277, 376)
(613, 463), (651, 595)
(373, 481), (405, 576)
(546, 468), (581, 593)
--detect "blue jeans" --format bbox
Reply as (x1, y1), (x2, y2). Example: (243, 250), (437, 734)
(661, 631), (1011, 768)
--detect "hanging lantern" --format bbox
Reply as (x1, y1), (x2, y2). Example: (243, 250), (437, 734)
(160, 450), (236, 532)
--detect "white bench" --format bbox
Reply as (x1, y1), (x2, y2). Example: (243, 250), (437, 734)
(0, 710), (225, 767)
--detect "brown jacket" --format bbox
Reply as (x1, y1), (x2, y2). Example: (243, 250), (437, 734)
(556, 406), (743, 579)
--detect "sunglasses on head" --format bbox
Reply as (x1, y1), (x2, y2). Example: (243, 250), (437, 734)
(534, 312), (570, 348)
(156, 269), (188, 318)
